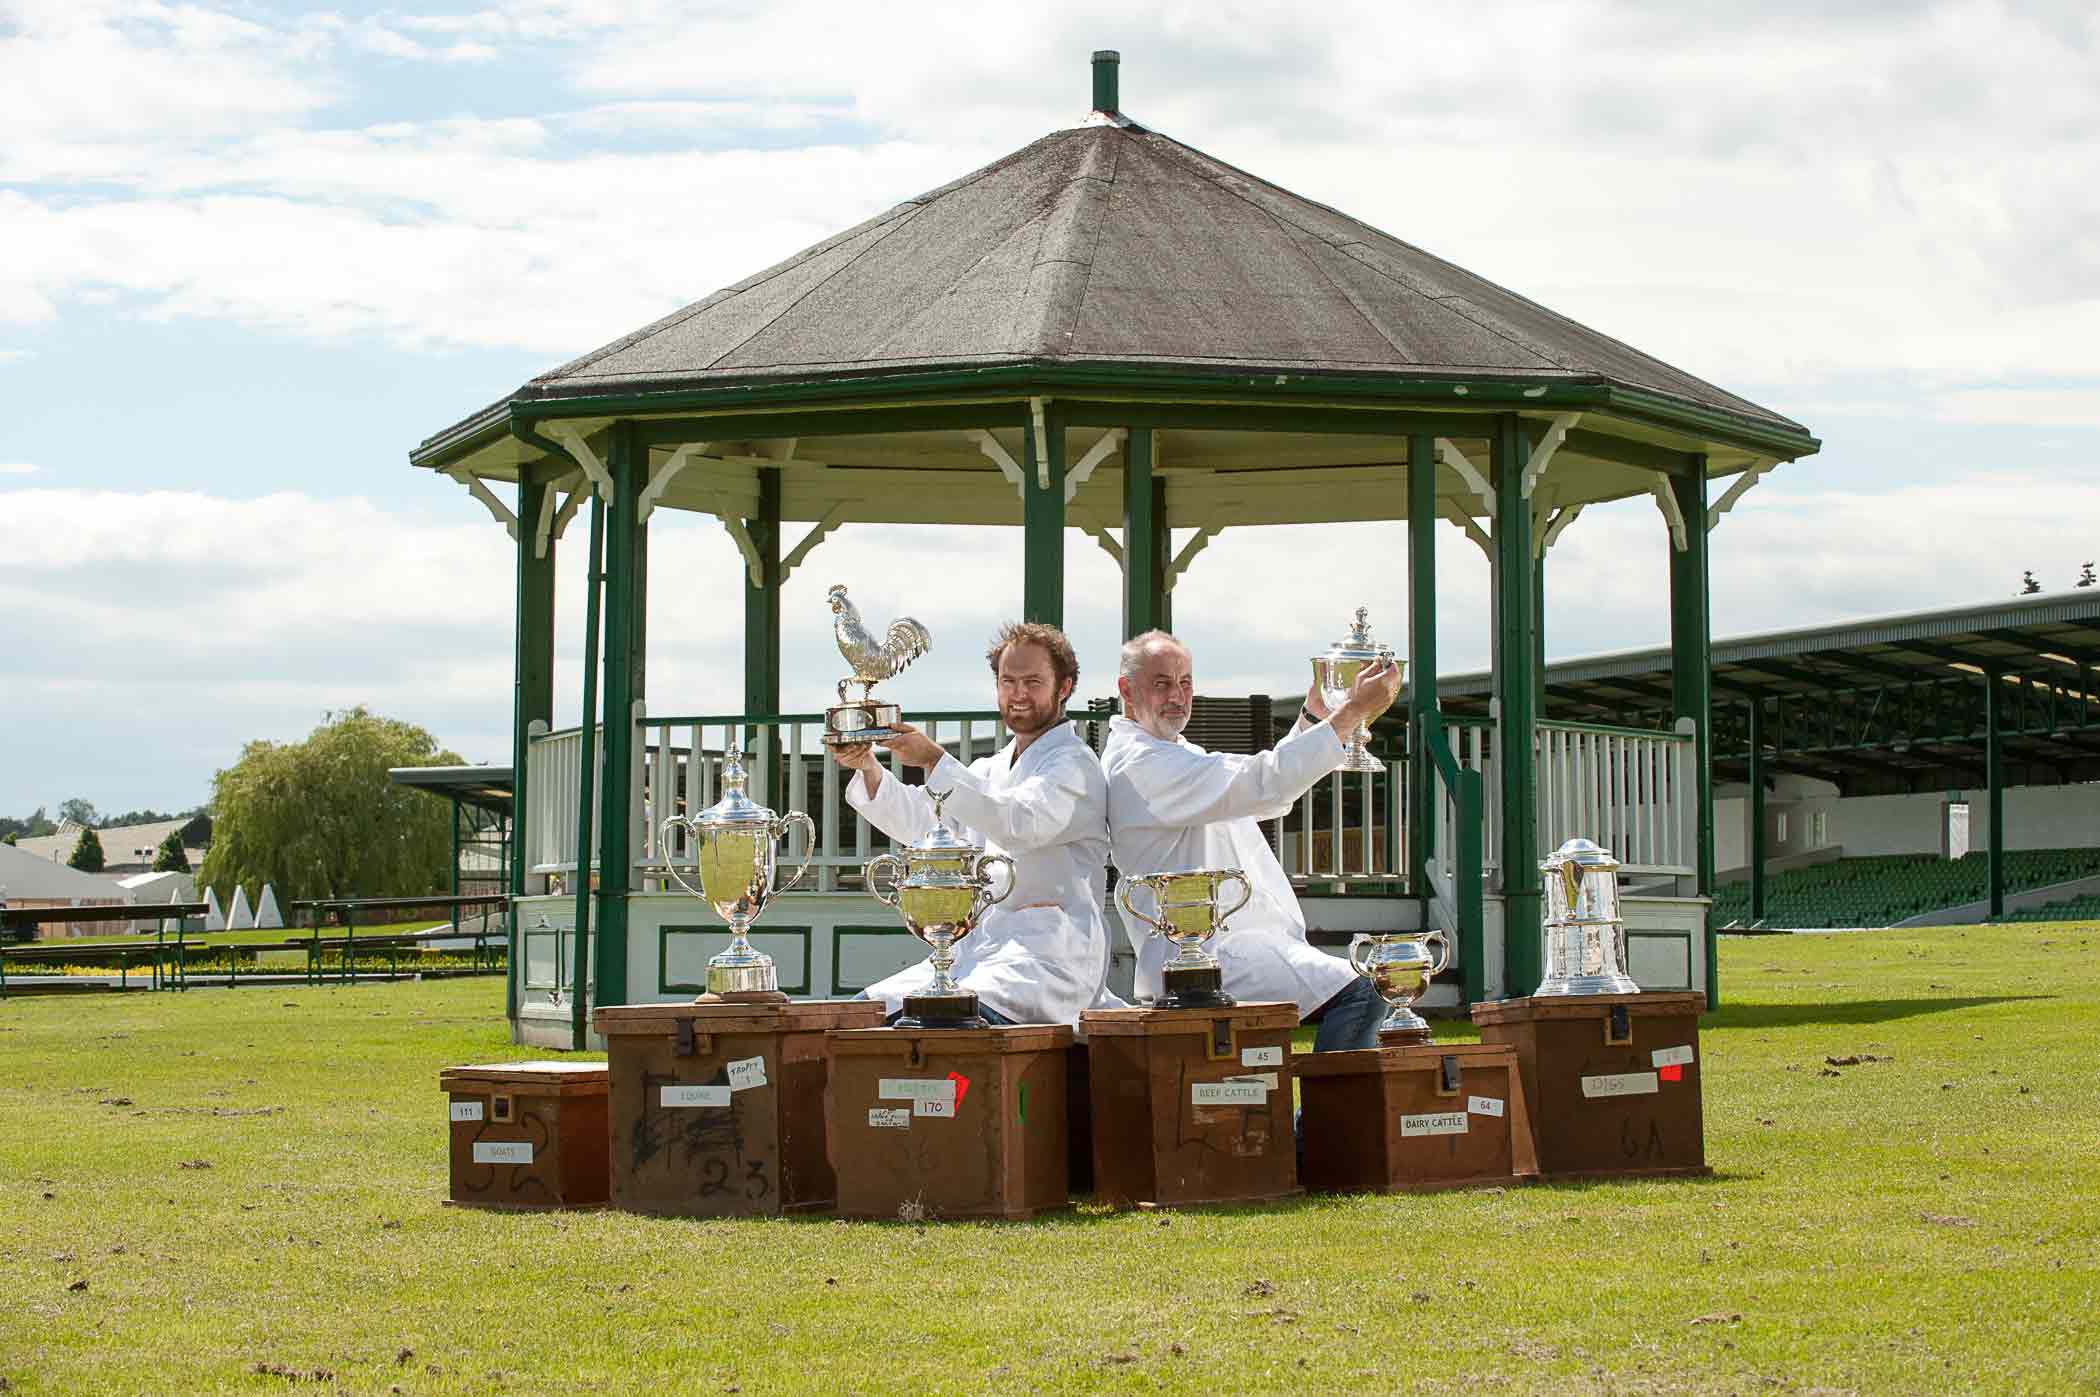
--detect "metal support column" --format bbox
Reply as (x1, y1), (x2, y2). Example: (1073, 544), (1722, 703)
(1406, 432), (1439, 896)
(1492, 414), (1541, 997)
(569, 495), (604, 1051)
(1748, 697), (1766, 923)
(745, 468), (783, 806)
(510, 473), (555, 1028)
(1023, 410), (1065, 626)
(1121, 427), (1167, 638)
(593, 423), (647, 1014)
(1669, 456), (1716, 1005)
(1985, 668), (2004, 919)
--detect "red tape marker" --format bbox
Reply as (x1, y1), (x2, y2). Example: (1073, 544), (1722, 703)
(1658, 1064), (1684, 1083)
(947, 1071), (971, 1106)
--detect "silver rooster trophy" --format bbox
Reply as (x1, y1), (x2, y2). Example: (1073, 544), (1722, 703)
(823, 584), (932, 747)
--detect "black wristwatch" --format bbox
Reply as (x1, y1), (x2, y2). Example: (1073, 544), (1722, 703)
(1300, 705), (1320, 726)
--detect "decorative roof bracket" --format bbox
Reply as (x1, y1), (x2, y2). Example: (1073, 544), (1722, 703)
(1071, 503), (1124, 567)
(639, 442), (710, 522)
(1708, 458), (1776, 530)
(722, 516), (765, 588)
(1538, 501), (1586, 558)
(1650, 477), (1689, 551)
(1163, 524), (1221, 593)
(1438, 497), (1494, 559)
(445, 468), (518, 540)
(545, 422), (615, 501)
(1030, 397), (1051, 489)
(779, 503), (847, 585)
(1520, 413), (1580, 498)
(541, 473), (588, 558)
(1437, 438), (1495, 517)
(1064, 427), (1126, 503)
(970, 429), (1027, 492)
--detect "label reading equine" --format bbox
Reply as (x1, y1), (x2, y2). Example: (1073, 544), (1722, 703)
(726, 1056), (768, 1091)
(913, 1097), (956, 1119)
(1240, 1045), (1284, 1068)
(448, 1101), (484, 1122)
(1192, 1080), (1267, 1107)
(1651, 1045), (1695, 1069)
(1400, 1111), (1469, 1137)
(1582, 1071), (1661, 1099)
(868, 1108), (911, 1129)
(879, 1078), (957, 1105)
(472, 1141), (532, 1165)
(1467, 1095), (1506, 1118)
(662, 1084), (732, 1109)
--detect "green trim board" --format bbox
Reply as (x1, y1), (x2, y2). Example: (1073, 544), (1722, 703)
(1625, 930), (1695, 992)
(658, 924), (810, 996)
(829, 924), (924, 997)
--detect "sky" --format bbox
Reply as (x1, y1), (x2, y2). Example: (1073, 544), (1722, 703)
(2, 0), (2097, 817)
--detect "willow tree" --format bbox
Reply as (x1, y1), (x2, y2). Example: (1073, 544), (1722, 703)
(198, 708), (463, 905)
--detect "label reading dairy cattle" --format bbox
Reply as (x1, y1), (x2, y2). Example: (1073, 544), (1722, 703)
(879, 1078), (957, 1105)
(662, 1084), (732, 1109)
(727, 1056), (768, 1091)
(1651, 1045), (1695, 1069)
(1582, 1071), (1661, 1099)
(1400, 1111), (1469, 1137)
(1240, 1045), (1284, 1068)
(472, 1141), (532, 1165)
(449, 1101), (484, 1122)
(868, 1108), (911, 1129)
(1228, 1072), (1281, 1092)
(1192, 1080), (1267, 1107)
(913, 1096), (956, 1119)
(1467, 1095), (1505, 1118)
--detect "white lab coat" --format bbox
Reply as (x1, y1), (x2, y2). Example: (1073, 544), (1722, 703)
(1102, 714), (1356, 1019)
(846, 719), (1116, 1027)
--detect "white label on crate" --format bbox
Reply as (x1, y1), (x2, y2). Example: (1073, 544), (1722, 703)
(1229, 1073), (1281, 1092)
(879, 1078), (956, 1105)
(662, 1084), (732, 1109)
(1401, 1111), (1469, 1137)
(727, 1056), (768, 1092)
(1582, 1071), (1661, 1099)
(1467, 1095), (1505, 1118)
(1652, 1045), (1695, 1069)
(472, 1141), (532, 1166)
(868, 1108), (911, 1129)
(913, 1096), (956, 1119)
(1240, 1045), (1284, 1068)
(1192, 1080), (1268, 1106)
(449, 1101), (484, 1122)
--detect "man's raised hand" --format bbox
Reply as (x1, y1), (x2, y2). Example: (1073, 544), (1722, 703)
(878, 722), (946, 771)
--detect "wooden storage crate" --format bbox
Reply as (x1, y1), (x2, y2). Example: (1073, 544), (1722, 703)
(826, 1024), (1072, 1221)
(1471, 991), (1709, 1180)
(1079, 1001), (1299, 1208)
(593, 998), (882, 1217)
(438, 1061), (609, 1210)
(1297, 1041), (1537, 1193)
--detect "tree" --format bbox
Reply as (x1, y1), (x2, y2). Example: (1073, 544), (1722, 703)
(196, 707), (463, 905)
(59, 797), (101, 828)
(2080, 562), (2097, 589)
(2, 832), (15, 845)
(153, 828), (191, 873)
(68, 826), (106, 872)
(2021, 570), (2042, 595)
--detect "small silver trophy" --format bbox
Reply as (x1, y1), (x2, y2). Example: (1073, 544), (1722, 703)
(824, 584), (932, 747)
(1312, 607), (1402, 774)
(1117, 868), (1251, 1010)
(863, 791), (1015, 1028)
(1535, 837), (1640, 997)
(1348, 931), (1451, 1044)
(660, 741), (816, 1001)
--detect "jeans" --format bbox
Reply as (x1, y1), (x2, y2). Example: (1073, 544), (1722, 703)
(1309, 975), (1383, 1053)
(851, 991), (1016, 1027)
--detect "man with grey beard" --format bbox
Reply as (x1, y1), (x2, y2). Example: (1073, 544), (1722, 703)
(1102, 629), (1400, 1050)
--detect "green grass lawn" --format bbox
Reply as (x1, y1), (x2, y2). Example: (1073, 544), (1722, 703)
(2, 921), (2096, 1393)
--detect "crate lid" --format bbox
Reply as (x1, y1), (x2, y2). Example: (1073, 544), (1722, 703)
(1078, 1001), (1299, 1037)
(1292, 1040), (1515, 1079)
(594, 998), (883, 1037)
(439, 1060), (608, 1093)
(828, 1024), (1072, 1055)
(1470, 991), (1705, 1026)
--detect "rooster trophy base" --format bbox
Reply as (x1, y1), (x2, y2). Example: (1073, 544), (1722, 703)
(823, 678), (905, 748)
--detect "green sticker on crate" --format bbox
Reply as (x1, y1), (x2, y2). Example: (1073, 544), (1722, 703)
(1018, 1083), (1027, 1126)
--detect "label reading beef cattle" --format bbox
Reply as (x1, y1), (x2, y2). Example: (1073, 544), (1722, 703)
(1400, 1111), (1469, 1137)
(1192, 1080), (1267, 1106)
(1581, 1071), (1661, 1099)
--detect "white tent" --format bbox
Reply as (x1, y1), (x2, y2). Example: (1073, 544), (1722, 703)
(0, 842), (124, 901)
(226, 884), (254, 930)
(204, 887), (226, 932)
(118, 870), (196, 932)
(254, 883), (284, 930)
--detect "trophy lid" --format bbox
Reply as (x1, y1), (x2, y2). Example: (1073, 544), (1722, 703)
(1542, 837), (1620, 922)
(1319, 606), (1394, 663)
(693, 746), (778, 831)
(900, 789), (976, 856)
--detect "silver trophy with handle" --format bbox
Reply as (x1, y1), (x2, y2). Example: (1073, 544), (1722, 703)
(1118, 868), (1251, 1010)
(863, 790), (1015, 1029)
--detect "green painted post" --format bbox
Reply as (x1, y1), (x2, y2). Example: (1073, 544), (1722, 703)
(570, 494), (605, 1051)
(1121, 427), (1167, 638)
(1091, 49), (1119, 113)
(449, 798), (462, 939)
(511, 473), (555, 1029)
(1748, 698), (1766, 923)
(1986, 669), (2004, 919)
(594, 423), (647, 1015)
(1023, 411), (1066, 625)
(1407, 433), (1439, 897)
(1493, 414), (1541, 998)
(746, 467), (783, 805)
(1533, 556), (1548, 715)
(344, 900), (356, 987)
(1154, 475), (1172, 633)
(1669, 458), (1717, 1006)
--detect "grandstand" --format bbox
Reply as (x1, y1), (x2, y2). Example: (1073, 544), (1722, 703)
(2005, 891), (2100, 923)
(1710, 847), (2100, 929)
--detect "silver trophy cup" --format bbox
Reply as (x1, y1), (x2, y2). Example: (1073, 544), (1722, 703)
(660, 742), (815, 1000)
(1348, 931), (1452, 1044)
(863, 790), (1015, 1029)
(1534, 836), (1640, 997)
(1312, 607), (1402, 774)
(823, 585), (932, 747)
(1117, 868), (1251, 1010)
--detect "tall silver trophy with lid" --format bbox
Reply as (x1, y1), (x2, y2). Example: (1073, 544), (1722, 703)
(659, 740), (816, 1002)
(863, 791), (1015, 1029)
(1312, 607), (1402, 773)
(1534, 837), (1640, 996)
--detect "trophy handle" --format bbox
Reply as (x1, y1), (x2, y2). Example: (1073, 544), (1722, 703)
(1423, 929), (1452, 977)
(1348, 932), (1379, 977)
(1115, 876), (1164, 935)
(974, 852), (1016, 909)
(661, 816), (708, 902)
(1216, 871), (1253, 928)
(864, 852), (905, 910)
(772, 811), (817, 894)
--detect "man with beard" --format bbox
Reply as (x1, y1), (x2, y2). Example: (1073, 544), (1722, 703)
(830, 620), (1114, 1026)
(1102, 629), (1402, 1050)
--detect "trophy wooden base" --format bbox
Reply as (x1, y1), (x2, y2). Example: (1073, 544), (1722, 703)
(822, 698), (902, 747)
(1297, 1042), (1537, 1193)
(895, 989), (987, 1030)
(693, 988), (790, 1005)
(1377, 1024), (1433, 1047)
(1158, 964), (1235, 1010)
(438, 1061), (609, 1210)
(1078, 1001), (1301, 1209)
(1470, 991), (1710, 1181)
(593, 998), (883, 1217)
(827, 1024), (1073, 1220)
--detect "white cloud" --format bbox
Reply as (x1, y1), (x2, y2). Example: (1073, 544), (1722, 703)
(0, 463), (43, 475)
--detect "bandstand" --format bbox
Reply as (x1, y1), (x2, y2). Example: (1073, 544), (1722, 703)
(410, 52), (1819, 1048)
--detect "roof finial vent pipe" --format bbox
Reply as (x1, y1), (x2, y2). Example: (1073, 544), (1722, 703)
(1091, 49), (1120, 114)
